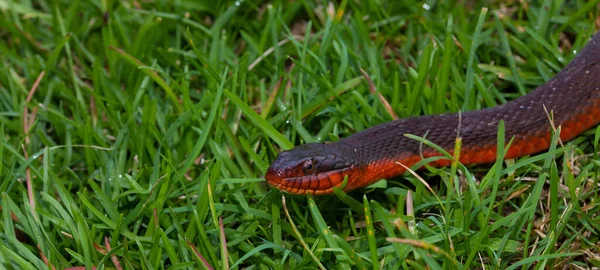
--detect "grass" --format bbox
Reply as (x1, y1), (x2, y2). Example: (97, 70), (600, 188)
(1, 0), (600, 269)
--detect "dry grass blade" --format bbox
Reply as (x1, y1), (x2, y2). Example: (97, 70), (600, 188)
(20, 144), (36, 216)
(219, 216), (229, 269)
(248, 35), (304, 71)
(23, 71), (44, 144)
(386, 237), (457, 266)
(282, 195), (327, 270)
(186, 239), (214, 270)
(359, 68), (398, 119)
(37, 245), (56, 270)
(104, 237), (122, 270)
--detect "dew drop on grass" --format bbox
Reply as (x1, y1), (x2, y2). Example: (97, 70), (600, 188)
(422, 3), (430, 10)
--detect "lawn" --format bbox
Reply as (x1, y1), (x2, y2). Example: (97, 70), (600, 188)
(1, 0), (600, 269)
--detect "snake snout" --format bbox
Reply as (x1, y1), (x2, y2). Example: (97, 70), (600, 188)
(265, 167), (282, 186)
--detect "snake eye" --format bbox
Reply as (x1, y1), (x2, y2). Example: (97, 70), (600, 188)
(301, 159), (315, 175)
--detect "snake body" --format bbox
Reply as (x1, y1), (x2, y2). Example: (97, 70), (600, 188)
(266, 32), (600, 195)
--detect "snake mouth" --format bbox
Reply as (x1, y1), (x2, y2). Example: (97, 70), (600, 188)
(265, 167), (353, 195)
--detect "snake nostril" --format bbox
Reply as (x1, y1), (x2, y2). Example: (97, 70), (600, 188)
(265, 167), (281, 185)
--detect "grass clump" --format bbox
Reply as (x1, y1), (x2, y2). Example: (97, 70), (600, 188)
(1, 0), (599, 269)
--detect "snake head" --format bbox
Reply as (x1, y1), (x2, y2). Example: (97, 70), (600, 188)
(265, 143), (358, 195)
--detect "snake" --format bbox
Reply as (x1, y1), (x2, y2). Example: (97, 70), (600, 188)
(265, 31), (600, 195)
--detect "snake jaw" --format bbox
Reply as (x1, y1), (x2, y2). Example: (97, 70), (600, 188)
(266, 168), (356, 195)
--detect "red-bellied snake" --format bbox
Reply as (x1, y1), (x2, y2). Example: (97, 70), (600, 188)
(265, 32), (600, 195)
